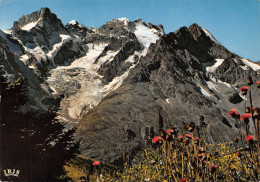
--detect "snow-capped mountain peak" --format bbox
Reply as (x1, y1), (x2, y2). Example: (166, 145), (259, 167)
(114, 17), (130, 26)
(68, 20), (78, 25)
(134, 20), (161, 49)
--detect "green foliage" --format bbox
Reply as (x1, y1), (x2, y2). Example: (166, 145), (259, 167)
(0, 73), (79, 181)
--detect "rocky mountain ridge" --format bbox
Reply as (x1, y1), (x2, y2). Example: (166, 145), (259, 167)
(1, 7), (260, 164)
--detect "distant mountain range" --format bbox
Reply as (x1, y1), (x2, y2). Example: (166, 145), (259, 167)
(1, 7), (259, 165)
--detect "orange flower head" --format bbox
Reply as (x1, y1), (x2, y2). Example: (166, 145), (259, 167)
(93, 161), (100, 166)
(245, 135), (254, 142)
(240, 86), (249, 95)
(178, 135), (182, 140)
(166, 129), (174, 134)
(228, 108), (236, 115)
(183, 139), (188, 144)
(185, 134), (192, 139)
(194, 137), (200, 141)
(241, 113), (251, 120)
(166, 134), (169, 139)
(236, 151), (241, 157)
(152, 136), (163, 144)
(240, 86), (249, 92)
(180, 177), (187, 182)
(199, 153), (206, 157)
(235, 112), (240, 116)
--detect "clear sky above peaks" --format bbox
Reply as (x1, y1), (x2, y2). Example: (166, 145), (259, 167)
(0, 0), (259, 62)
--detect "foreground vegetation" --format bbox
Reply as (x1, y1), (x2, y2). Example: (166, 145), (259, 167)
(0, 72), (79, 181)
(68, 76), (260, 182)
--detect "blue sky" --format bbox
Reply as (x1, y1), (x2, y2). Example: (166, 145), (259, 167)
(0, 0), (259, 61)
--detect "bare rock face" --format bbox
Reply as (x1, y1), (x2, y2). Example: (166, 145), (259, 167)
(2, 8), (260, 165)
(0, 33), (22, 78)
(65, 20), (94, 39)
(97, 32), (142, 83)
(12, 7), (65, 46)
(75, 24), (260, 165)
(9, 7), (85, 74)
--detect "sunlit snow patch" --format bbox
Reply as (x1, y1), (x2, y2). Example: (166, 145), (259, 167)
(202, 28), (219, 44)
(116, 18), (130, 26)
(46, 43), (109, 121)
(47, 34), (73, 62)
(198, 85), (211, 97)
(134, 21), (159, 50)
(218, 80), (232, 88)
(0, 30), (23, 55)
(68, 20), (77, 25)
(23, 43), (46, 63)
(204, 59), (225, 73)
(19, 54), (30, 63)
(21, 18), (42, 31)
(240, 58), (260, 71)
(206, 81), (219, 92)
(102, 64), (136, 96)
(125, 54), (135, 63)
(97, 50), (120, 65)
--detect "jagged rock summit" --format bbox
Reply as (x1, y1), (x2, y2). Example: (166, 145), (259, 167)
(13, 7), (64, 31)
(1, 7), (260, 165)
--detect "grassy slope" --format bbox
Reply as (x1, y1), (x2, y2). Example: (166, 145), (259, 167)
(65, 155), (118, 181)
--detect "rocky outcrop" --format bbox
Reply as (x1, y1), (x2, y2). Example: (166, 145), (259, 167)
(66, 21), (94, 39)
(0, 33), (21, 78)
(97, 32), (142, 83)
(12, 8), (65, 47)
(75, 24), (260, 164)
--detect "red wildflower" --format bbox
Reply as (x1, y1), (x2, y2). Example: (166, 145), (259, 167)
(235, 112), (240, 116)
(93, 161), (100, 166)
(194, 137), (200, 141)
(241, 113), (251, 120)
(166, 129), (174, 134)
(209, 164), (218, 172)
(228, 109), (236, 116)
(152, 136), (163, 144)
(199, 153), (206, 157)
(180, 177), (188, 182)
(183, 139), (188, 144)
(185, 134), (192, 139)
(245, 135), (254, 142)
(236, 151), (241, 157)
(166, 134), (169, 139)
(240, 86), (249, 92)
(199, 153), (206, 160)
(258, 81), (260, 88)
